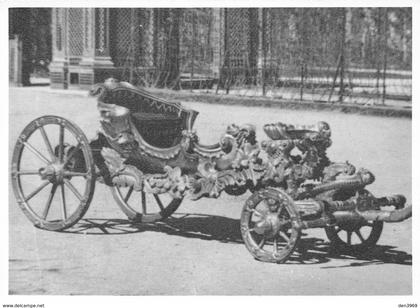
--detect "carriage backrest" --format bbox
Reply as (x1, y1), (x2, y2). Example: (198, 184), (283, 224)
(91, 79), (199, 148)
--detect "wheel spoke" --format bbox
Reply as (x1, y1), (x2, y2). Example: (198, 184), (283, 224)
(347, 231), (352, 245)
(273, 238), (278, 254)
(355, 230), (365, 243)
(251, 209), (264, 217)
(63, 142), (81, 166)
(42, 184), (57, 219)
(279, 231), (290, 242)
(124, 187), (133, 203)
(153, 194), (165, 211)
(16, 170), (40, 175)
(58, 124), (64, 163)
(60, 184), (67, 220)
(335, 226), (343, 234)
(39, 126), (55, 161)
(24, 181), (50, 202)
(63, 179), (83, 201)
(141, 191), (147, 214)
(258, 237), (265, 248)
(278, 217), (291, 228)
(22, 141), (51, 164)
(64, 171), (88, 177)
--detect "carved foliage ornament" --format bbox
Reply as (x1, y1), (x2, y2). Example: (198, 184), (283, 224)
(102, 117), (340, 202)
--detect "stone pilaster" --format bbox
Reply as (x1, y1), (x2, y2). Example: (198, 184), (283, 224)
(50, 8), (69, 89)
(77, 8), (114, 89)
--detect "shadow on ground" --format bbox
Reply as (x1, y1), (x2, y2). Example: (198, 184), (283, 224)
(62, 213), (412, 267)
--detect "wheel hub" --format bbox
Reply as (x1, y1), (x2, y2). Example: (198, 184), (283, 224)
(253, 212), (283, 238)
(39, 163), (66, 184)
(253, 198), (286, 238)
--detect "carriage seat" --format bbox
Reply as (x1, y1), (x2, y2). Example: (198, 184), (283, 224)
(131, 112), (184, 148)
(92, 79), (199, 149)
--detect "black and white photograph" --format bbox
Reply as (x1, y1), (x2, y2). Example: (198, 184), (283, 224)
(2, 1), (418, 305)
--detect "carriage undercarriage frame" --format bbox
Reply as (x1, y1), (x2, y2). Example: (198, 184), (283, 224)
(11, 79), (412, 263)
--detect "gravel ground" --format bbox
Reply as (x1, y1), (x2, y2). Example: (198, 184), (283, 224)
(8, 87), (412, 295)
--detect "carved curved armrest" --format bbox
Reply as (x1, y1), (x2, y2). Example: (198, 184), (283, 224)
(193, 142), (224, 158)
(195, 142), (222, 150)
(190, 134), (236, 159)
(264, 121), (331, 140)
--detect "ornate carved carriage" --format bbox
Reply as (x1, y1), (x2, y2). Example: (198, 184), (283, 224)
(11, 78), (412, 263)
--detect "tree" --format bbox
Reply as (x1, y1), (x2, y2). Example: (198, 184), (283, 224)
(9, 8), (52, 85)
(155, 8), (183, 89)
(246, 8), (259, 84)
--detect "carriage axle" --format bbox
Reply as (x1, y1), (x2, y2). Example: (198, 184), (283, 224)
(297, 193), (411, 230)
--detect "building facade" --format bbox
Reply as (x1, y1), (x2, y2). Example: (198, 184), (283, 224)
(50, 8), (265, 89)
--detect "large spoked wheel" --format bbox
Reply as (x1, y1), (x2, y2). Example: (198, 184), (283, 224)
(11, 116), (95, 231)
(241, 188), (302, 263)
(325, 190), (383, 253)
(111, 186), (182, 223)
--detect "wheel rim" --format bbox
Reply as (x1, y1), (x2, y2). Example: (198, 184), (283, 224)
(11, 116), (95, 231)
(111, 186), (182, 223)
(241, 188), (301, 263)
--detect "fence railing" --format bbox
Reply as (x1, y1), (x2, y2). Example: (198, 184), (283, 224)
(118, 8), (412, 107)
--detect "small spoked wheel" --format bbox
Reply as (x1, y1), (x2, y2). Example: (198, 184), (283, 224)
(11, 116), (95, 231)
(325, 221), (383, 253)
(111, 186), (182, 223)
(325, 190), (383, 253)
(240, 188), (301, 263)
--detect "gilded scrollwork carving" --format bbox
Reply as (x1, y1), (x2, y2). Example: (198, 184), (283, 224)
(101, 147), (144, 191)
(143, 166), (190, 199)
(90, 81), (404, 222)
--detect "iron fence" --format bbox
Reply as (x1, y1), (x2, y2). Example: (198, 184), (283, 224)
(116, 8), (412, 106)
(216, 8), (411, 106)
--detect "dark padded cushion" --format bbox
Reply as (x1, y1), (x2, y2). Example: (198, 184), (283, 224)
(131, 112), (184, 148)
